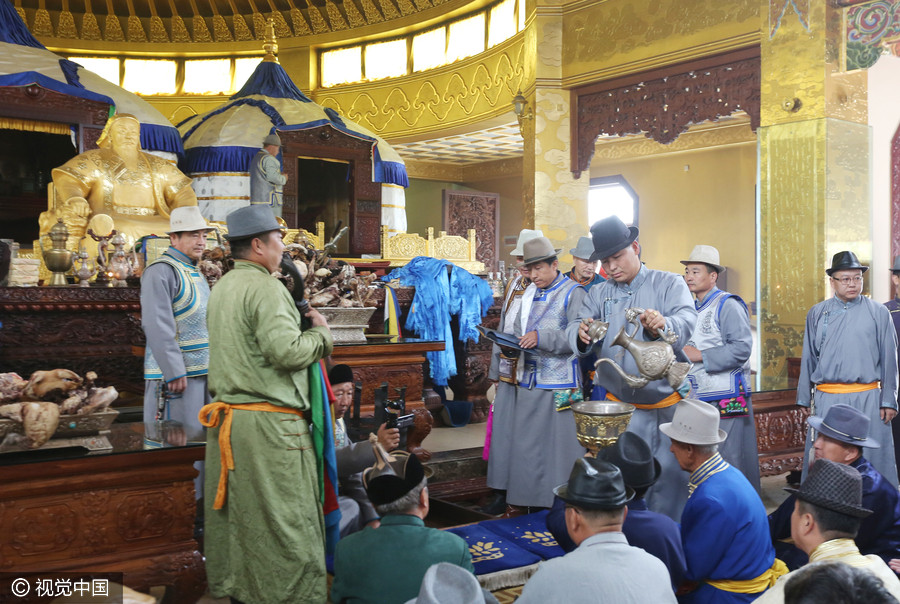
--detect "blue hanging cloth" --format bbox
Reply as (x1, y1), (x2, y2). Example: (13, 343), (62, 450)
(382, 257), (493, 386)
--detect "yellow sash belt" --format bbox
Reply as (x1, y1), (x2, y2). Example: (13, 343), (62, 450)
(606, 390), (682, 410)
(198, 401), (305, 510)
(816, 382), (880, 394)
(706, 559), (788, 594)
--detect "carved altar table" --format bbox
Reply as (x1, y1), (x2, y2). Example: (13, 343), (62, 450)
(0, 286), (144, 395)
(331, 337), (445, 417)
(0, 422), (205, 603)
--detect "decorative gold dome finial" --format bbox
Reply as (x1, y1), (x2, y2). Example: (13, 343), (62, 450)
(263, 18), (278, 62)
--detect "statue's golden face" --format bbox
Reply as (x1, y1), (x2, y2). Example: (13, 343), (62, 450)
(108, 119), (140, 152)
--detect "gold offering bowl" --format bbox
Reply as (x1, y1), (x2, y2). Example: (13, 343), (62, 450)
(572, 401), (635, 455)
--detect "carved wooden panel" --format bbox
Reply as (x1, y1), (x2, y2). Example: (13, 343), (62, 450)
(0, 287), (145, 394)
(354, 215), (381, 252)
(0, 85), (109, 128)
(281, 124), (381, 255)
(752, 390), (810, 477)
(0, 442), (205, 604)
(571, 48), (761, 178)
(282, 150), (299, 228)
(442, 190), (499, 273)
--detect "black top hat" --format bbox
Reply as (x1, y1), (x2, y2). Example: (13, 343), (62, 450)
(826, 251), (868, 276)
(785, 459), (872, 518)
(553, 458), (634, 510)
(328, 364), (354, 386)
(224, 205), (282, 240)
(589, 216), (639, 262)
(807, 404), (880, 449)
(363, 449), (426, 506)
(598, 432), (661, 490)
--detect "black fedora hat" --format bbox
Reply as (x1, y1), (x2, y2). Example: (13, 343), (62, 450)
(826, 251), (868, 276)
(553, 458), (634, 510)
(785, 459), (872, 518)
(589, 216), (639, 262)
(808, 404), (880, 449)
(598, 432), (661, 490)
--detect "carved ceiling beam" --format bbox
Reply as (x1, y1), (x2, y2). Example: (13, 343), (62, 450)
(569, 47), (761, 179)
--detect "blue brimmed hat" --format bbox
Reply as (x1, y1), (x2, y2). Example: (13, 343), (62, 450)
(808, 404), (880, 448)
(225, 205), (281, 241)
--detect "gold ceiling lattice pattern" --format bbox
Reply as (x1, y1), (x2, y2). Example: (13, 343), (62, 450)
(389, 122), (523, 165)
(12, 0), (451, 42)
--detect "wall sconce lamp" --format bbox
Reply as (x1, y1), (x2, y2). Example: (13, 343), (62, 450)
(512, 90), (533, 135)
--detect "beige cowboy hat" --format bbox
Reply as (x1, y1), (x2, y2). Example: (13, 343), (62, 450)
(167, 206), (212, 234)
(510, 229), (544, 256)
(680, 245), (725, 274)
(659, 398), (727, 445)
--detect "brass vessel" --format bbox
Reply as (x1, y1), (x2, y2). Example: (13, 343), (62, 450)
(38, 219), (75, 286)
(593, 307), (692, 390)
(572, 401), (635, 455)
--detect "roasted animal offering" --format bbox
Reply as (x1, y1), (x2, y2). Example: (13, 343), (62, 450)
(0, 369), (118, 449)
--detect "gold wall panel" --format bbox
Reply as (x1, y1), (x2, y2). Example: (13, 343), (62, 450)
(560, 0), (759, 87)
(758, 120), (825, 389)
(312, 34), (528, 139)
(757, 117), (871, 390)
(407, 156), (523, 182)
(592, 120), (757, 160)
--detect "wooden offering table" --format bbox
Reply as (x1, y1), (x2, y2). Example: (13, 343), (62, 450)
(0, 423), (205, 603)
(331, 337), (444, 417)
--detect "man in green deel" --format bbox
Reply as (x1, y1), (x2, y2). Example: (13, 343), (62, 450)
(200, 204), (333, 604)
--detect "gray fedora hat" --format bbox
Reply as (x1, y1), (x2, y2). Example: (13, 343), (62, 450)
(808, 403), (880, 448)
(589, 216), (639, 262)
(224, 205), (282, 240)
(659, 398), (727, 445)
(263, 132), (282, 147)
(892, 255), (900, 273)
(522, 236), (561, 266)
(569, 236), (596, 261)
(826, 251), (868, 276)
(785, 459), (872, 518)
(680, 244), (725, 274)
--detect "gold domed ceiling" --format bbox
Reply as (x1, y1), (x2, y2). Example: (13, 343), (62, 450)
(12, 0), (485, 45)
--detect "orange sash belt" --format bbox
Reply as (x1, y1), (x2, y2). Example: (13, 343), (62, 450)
(606, 391), (682, 410)
(198, 401), (306, 510)
(816, 382), (880, 394)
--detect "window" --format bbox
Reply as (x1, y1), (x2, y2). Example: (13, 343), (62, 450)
(122, 59), (176, 94)
(488, 0), (516, 48)
(233, 58), (261, 92)
(365, 39), (407, 80)
(447, 14), (486, 63)
(412, 28), (446, 72)
(69, 56), (119, 85)
(183, 59), (231, 94)
(321, 47), (362, 87)
(588, 176), (638, 227)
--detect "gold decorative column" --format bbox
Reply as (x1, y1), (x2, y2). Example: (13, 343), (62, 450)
(758, 0), (869, 389)
(521, 0), (590, 257)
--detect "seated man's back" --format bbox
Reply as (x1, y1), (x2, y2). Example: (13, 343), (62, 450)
(330, 446), (473, 604)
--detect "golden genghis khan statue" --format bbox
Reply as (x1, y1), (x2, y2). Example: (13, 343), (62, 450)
(39, 113), (198, 248)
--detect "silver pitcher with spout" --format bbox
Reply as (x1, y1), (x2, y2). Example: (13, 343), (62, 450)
(585, 307), (691, 390)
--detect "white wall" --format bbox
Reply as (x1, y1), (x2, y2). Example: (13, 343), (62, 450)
(868, 55), (900, 301)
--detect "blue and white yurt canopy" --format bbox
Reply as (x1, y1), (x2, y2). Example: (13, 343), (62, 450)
(0, 0), (183, 158)
(178, 58), (408, 232)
